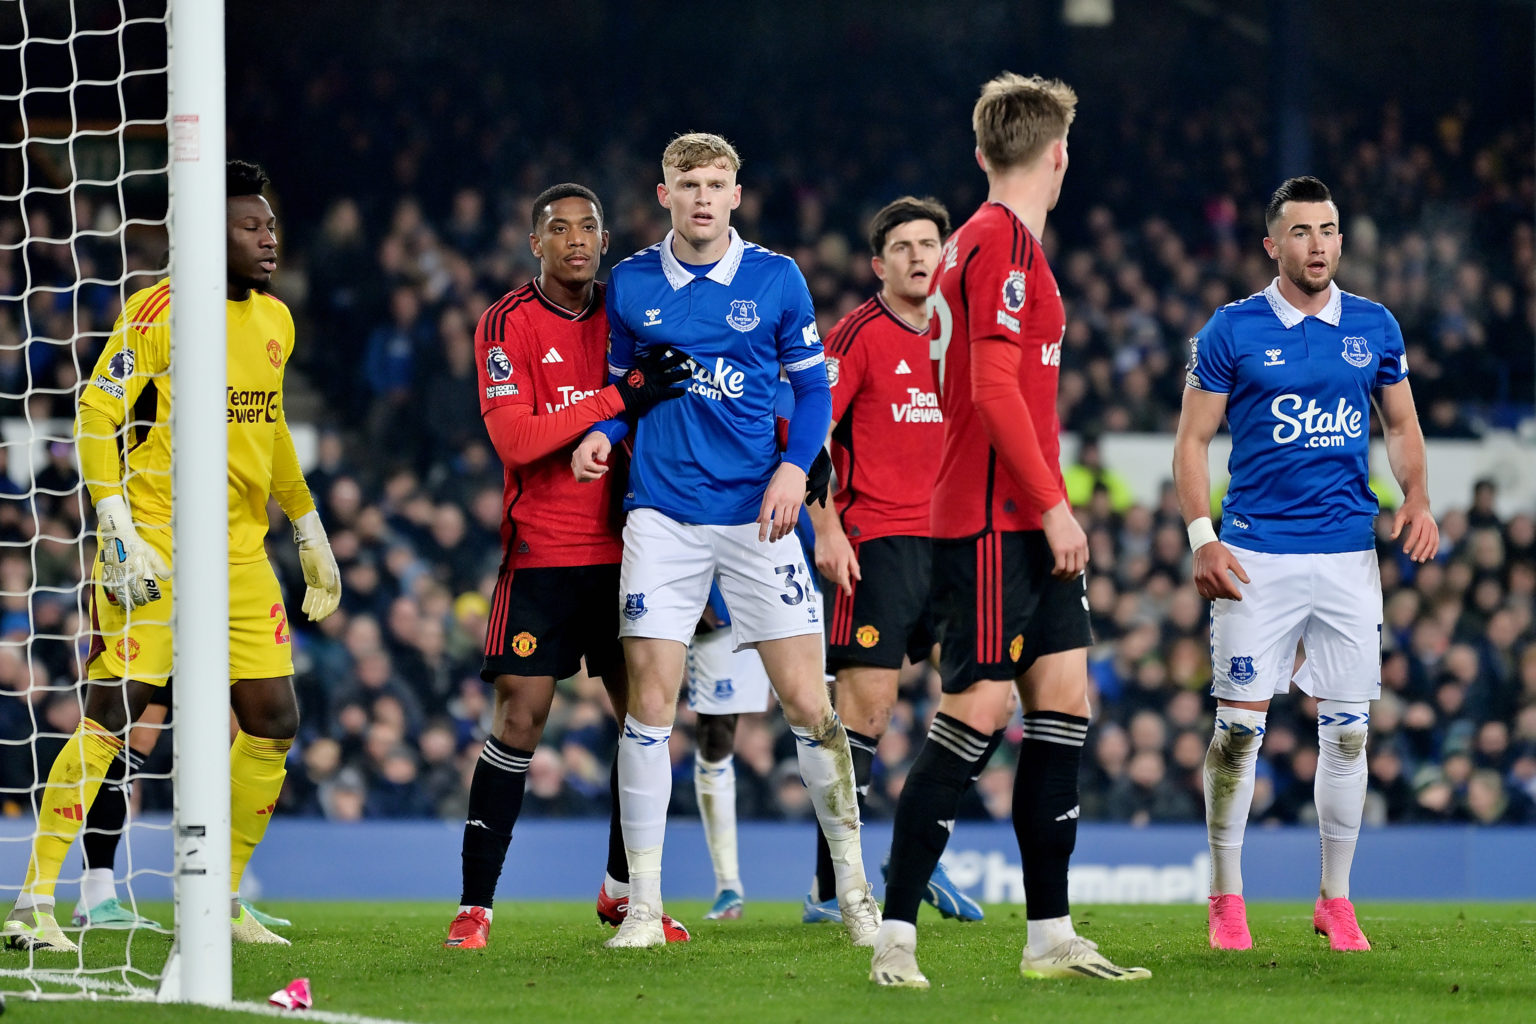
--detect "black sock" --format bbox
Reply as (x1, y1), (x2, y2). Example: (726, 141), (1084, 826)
(814, 727), (876, 900)
(967, 728), (1005, 786)
(884, 713), (990, 923)
(1013, 712), (1088, 921)
(605, 754), (627, 884)
(459, 737), (532, 908)
(82, 747), (145, 872)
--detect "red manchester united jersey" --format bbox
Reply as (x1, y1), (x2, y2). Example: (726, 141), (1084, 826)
(825, 294), (942, 541)
(928, 202), (1067, 538)
(476, 280), (622, 569)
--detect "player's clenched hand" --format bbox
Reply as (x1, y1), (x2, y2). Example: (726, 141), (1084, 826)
(615, 347), (691, 415)
(758, 462), (808, 543)
(814, 524), (860, 596)
(572, 431), (612, 482)
(1390, 493), (1439, 564)
(293, 510), (342, 621)
(805, 447), (833, 507)
(1040, 500), (1088, 579)
(95, 494), (170, 609)
(1193, 541), (1250, 601)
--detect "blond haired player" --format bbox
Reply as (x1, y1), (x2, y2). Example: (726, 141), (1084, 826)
(4, 160), (341, 952)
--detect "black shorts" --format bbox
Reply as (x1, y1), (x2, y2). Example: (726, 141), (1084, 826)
(931, 531), (1091, 693)
(824, 535), (934, 672)
(481, 563), (623, 683)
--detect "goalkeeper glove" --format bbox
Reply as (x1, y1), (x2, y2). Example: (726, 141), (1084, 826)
(615, 347), (691, 414)
(95, 494), (170, 609)
(805, 447), (833, 507)
(292, 510), (342, 622)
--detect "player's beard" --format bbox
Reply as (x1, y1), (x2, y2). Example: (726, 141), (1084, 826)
(1286, 261), (1336, 296)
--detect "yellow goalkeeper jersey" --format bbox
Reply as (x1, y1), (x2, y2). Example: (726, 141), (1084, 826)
(77, 279), (315, 565)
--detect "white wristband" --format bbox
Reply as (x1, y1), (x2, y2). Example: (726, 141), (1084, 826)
(1187, 517), (1218, 552)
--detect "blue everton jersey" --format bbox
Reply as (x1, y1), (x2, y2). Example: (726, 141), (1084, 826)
(603, 229), (828, 524)
(1186, 279), (1408, 554)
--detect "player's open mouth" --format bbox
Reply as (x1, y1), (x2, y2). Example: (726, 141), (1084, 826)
(258, 259), (277, 272)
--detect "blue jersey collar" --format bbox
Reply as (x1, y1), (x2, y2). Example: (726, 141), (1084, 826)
(660, 228), (745, 290)
(1263, 277), (1342, 328)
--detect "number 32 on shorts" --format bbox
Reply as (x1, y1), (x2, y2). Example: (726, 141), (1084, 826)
(775, 564), (806, 606)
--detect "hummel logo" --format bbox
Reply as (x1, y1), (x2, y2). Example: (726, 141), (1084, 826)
(938, 819), (955, 834)
(895, 359), (912, 375)
(1054, 805), (1081, 822)
(1264, 348), (1285, 367)
(643, 308), (662, 327)
(541, 348), (564, 364)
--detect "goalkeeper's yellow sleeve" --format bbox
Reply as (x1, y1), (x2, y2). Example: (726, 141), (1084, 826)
(270, 415), (316, 522)
(75, 403), (124, 506)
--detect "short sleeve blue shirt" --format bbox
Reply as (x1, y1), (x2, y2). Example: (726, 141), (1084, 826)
(1186, 279), (1408, 554)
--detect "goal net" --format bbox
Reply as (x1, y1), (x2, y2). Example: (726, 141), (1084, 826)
(0, 0), (230, 1004)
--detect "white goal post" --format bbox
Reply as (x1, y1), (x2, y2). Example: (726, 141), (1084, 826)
(0, 0), (230, 1006)
(164, 0), (231, 1004)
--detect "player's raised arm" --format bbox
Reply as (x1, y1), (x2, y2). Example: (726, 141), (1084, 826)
(1374, 379), (1438, 563)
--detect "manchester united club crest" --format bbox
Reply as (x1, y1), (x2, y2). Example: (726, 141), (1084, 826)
(511, 631), (537, 657)
(825, 356), (840, 386)
(1009, 634), (1024, 663)
(115, 637), (141, 662)
(266, 337), (283, 368)
(1229, 656), (1255, 684)
(726, 299), (760, 333)
(855, 624), (880, 648)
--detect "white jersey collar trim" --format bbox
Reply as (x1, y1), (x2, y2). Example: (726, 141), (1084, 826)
(659, 228), (745, 290)
(1263, 277), (1342, 328)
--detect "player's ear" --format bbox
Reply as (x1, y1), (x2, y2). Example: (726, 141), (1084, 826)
(528, 232), (542, 260)
(871, 254), (887, 283)
(730, 184), (742, 210)
(656, 182), (670, 209)
(600, 229), (610, 255)
(974, 146), (988, 173)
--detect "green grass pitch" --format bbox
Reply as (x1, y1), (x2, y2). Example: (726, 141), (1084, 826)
(3, 901), (1533, 1022)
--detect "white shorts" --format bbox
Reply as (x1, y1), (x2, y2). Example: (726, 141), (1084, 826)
(1209, 545), (1382, 704)
(619, 508), (822, 647)
(686, 627), (774, 715)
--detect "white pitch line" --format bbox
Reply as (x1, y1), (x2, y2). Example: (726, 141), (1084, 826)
(226, 1000), (427, 1024)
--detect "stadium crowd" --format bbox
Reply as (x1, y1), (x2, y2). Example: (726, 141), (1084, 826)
(1, 16), (1533, 833)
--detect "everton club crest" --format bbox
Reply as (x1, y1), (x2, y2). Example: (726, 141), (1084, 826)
(1229, 656), (1255, 684)
(1340, 336), (1372, 368)
(726, 299), (760, 333)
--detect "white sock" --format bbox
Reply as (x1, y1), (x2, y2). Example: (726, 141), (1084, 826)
(1205, 705), (1267, 896)
(790, 712), (866, 898)
(1315, 700), (1370, 900)
(603, 872), (630, 899)
(79, 867), (117, 910)
(875, 918), (916, 950)
(458, 903), (492, 921)
(618, 715), (673, 908)
(1026, 914), (1076, 957)
(694, 753), (741, 894)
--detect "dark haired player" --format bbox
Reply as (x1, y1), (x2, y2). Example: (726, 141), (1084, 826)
(6, 160), (341, 951)
(443, 184), (690, 949)
(802, 196), (990, 926)
(1176, 175), (1437, 953)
